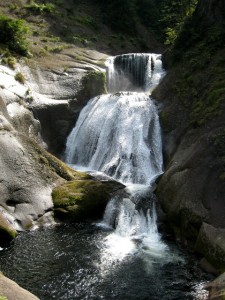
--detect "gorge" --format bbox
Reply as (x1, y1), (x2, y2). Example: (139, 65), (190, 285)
(0, 0), (224, 299)
(0, 52), (210, 299)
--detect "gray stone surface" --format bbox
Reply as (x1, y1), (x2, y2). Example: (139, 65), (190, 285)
(206, 272), (225, 300)
(0, 273), (39, 300)
(195, 223), (225, 271)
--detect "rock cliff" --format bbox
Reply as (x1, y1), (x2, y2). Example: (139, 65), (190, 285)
(0, 46), (113, 247)
(154, 0), (225, 271)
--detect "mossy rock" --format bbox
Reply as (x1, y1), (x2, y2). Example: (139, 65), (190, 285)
(52, 179), (123, 222)
(0, 213), (17, 247)
(76, 70), (107, 103)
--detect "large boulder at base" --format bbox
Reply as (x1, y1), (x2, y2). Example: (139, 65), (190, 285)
(206, 272), (225, 300)
(52, 179), (124, 222)
(0, 273), (39, 300)
(195, 223), (225, 272)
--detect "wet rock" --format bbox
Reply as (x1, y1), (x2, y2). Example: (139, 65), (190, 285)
(195, 223), (225, 272)
(0, 213), (17, 246)
(206, 272), (225, 300)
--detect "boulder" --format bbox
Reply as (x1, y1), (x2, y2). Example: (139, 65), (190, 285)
(52, 179), (124, 222)
(0, 273), (39, 300)
(0, 213), (17, 246)
(206, 272), (225, 300)
(195, 223), (225, 272)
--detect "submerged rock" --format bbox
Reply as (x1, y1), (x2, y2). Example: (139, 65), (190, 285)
(0, 273), (39, 300)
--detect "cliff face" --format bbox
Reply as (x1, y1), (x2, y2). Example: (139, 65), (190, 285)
(0, 46), (109, 246)
(154, 0), (225, 271)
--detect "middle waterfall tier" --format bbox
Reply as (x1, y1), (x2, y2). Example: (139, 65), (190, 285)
(65, 92), (163, 185)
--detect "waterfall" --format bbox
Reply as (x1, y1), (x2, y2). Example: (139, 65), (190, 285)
(105, 53), (165, 93)
(65, 92), (162, 185)
(65, 53), (167, 259)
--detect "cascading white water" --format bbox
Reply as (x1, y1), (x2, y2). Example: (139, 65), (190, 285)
(65, 92), (163, 185)
(106, 53), (165, 93)
(65, 53), (167, 260)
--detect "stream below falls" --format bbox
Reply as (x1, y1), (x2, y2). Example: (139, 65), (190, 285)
(0, 223), (211, 300)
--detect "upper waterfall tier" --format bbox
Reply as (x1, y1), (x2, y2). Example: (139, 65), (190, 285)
(65, 92), (163, 185)
(106, 53), (165, 93)
(65, 53), (165, 185)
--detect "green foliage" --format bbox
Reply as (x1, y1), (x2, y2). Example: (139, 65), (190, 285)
(74, 15), (99, 30)
(137, 0), (160, 31)
(95, 0), (197, 43)
(0, 14), (29, 56)
(95, 0), (137, 35)
(1, 53), (16, 69)
(0, 296), (8, 300)
(165, 28), (178, 45)
(15, 72), (25, 84)
(172, 15), (225, 63)
(25, 1), (55, 14)
(44, 45), (64, 53)
(160, 0), (198, 45)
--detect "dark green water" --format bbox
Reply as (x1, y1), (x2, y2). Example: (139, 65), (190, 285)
(0, 223), (210, 300)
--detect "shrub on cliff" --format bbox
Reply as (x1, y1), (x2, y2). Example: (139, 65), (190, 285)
(0, 14), (29, 56)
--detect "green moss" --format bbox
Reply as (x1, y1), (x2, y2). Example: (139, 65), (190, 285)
(25, 1), (55, 15)
(0, 296), (8, 300)
(159, 111), (174, 132)
(78, 70), (107, 100)
(53, 180), (118, 207)
(14, 72), (25, 84)
(52, 179), (123, 222)
(1, 55), (16, 70)
(190, 97), (221, 127)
